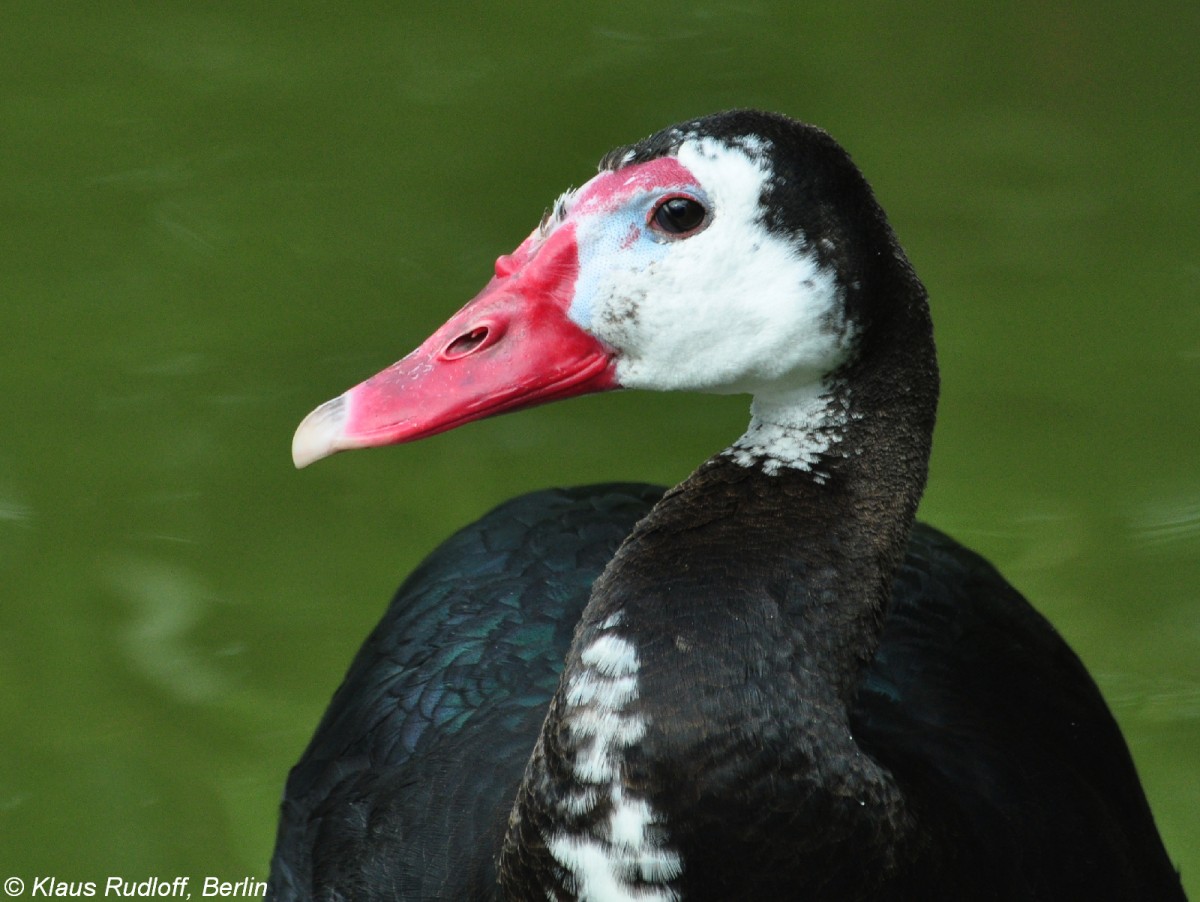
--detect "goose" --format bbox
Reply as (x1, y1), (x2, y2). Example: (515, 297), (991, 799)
(270, 109), (1185, 901)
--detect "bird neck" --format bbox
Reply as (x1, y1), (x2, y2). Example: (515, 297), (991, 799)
(499, 263), (938, 896)
(499, 319), (938, 898)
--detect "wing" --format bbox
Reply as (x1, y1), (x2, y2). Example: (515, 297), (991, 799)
(854, 522), (1185, 900)
(268, 483), (664, 901)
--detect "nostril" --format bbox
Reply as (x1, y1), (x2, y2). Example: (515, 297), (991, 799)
(444, 327), (490, 359)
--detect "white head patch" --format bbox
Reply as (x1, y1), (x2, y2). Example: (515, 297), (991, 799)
(557, 133), (856, 476)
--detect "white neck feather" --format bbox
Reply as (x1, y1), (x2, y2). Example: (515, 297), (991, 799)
(724, 381), (853, 480)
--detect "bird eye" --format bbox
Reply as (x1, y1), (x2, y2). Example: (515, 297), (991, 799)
(650, 196), (707, 236)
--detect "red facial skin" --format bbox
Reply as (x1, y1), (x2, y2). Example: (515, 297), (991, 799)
(292, 156), (697, 468)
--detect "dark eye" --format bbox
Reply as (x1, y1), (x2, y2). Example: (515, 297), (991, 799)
(651, 196), (707, 236)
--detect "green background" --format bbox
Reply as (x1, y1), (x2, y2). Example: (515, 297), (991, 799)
(2, 1), (1196, 893)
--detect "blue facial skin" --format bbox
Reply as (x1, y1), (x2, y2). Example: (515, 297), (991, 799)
(567, 184), (709, 332)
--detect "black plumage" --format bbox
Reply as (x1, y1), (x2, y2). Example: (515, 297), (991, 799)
(271, 483), (1183, 899)
(270, 485), (663, 899)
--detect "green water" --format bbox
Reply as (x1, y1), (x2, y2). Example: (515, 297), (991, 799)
(2, 2), (1196, 893)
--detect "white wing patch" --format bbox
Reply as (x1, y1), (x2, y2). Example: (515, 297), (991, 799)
(547, 630), (682, 901)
